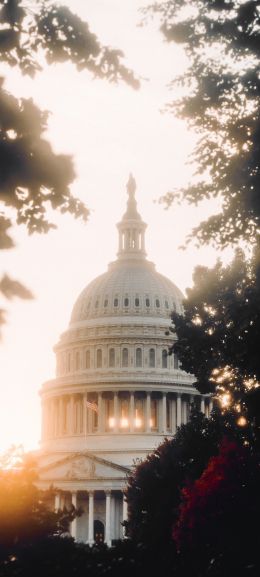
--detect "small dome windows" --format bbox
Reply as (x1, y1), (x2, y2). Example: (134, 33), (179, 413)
(104, 299), (108, 307)
(155, 299), (160, 308)
(109, 348), (115, 368)
(136, 348), (142, 367)
(86, 350), (90, 369)
(149, 348), (155, 368)
(162, 349), (168, 369)
(124, 297), (129, 307)
(97, 349), (102, 368)
(145, 298), (150, 307)
(76, 351), (80, 370)
(135, 297), (140, 307)
(165, 300), (169, 309)
(114, 298), (119, 307)
(122, 348), (129, 367)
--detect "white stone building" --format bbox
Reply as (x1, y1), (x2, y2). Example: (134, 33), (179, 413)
(37, 175), (211, 545)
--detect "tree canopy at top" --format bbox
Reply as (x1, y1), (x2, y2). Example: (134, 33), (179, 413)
(0, 0), (139, 330)
(148, 0), (260, 248)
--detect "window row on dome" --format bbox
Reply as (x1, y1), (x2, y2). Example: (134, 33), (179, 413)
(57, 346), (180, 375)
(79, 295), (177, 313)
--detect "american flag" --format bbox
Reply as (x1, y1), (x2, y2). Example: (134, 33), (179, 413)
(86, 400), (98, 412)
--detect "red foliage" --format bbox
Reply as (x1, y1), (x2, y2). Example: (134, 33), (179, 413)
(173, 438), (258, 552)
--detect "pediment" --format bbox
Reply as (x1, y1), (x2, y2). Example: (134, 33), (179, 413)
(38, 451), (130, 482)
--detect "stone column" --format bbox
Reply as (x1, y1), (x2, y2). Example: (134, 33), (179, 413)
(71, 491), (77, 539)
(129, 392), (135, 432)
(105, 490), (111, 546)
(182, 398), (187, 424)
(171, 398), (176, 433)
(162, 392), (167, 433)
(200, 396), (205, 414)
(146, 392), (151, 432)
(114, 392), (119, 432)
(69, 395), (74, 434)
(48, 400), (53, 439)
(88, 491), (94, 545)
(59, 397), (63, 436)
(122, 492), (128, 538)
(98, 392), (104, 432)
(141, 230), (145, 251)
(55, 491), (61, 511)
(54, 399), (58, 437)
(177, 393), (182, 428)
(83, 392), (87, 436)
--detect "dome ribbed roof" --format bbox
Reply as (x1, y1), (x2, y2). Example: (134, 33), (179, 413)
(70, 176), (184, 326)
(70, 259), (183, 325)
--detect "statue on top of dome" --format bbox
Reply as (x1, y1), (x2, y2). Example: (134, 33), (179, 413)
(127, 173), (136, 198)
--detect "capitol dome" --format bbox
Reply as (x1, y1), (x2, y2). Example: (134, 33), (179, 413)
(38, 175), (212, 545)
(70, 259), (184, 324)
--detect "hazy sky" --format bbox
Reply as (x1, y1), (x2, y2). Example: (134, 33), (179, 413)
(0, 0), (222, 452)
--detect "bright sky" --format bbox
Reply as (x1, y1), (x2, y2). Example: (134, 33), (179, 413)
(0, 0), (221, 453)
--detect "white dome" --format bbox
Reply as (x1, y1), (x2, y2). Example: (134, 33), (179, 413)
(70, 259), (184, 325)
(38, 177), (210, 548)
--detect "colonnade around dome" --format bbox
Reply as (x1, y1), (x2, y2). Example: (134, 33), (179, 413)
(42, 390), (213, 442)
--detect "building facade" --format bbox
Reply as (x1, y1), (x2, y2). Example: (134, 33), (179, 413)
(37, 175), (212, 545)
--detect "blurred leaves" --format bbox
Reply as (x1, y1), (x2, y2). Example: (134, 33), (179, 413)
(150, 0), (260, 247)
(0, 0), (138, 332)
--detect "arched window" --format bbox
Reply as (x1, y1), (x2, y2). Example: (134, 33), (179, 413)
(86, 350), (90, 369)
(165, 300), (169, 309)
(155, 299), (160, 308)
(149, 348), (155, 368)
(97, 349), (102, 368)
(124, 297), (129, 307)
(109, 348), (115, 367)
(114, 298), (119, 307)
(162, 349), (168, 369)
(145, 298), (150, 307)
(136, 348), (142, 367)
(174, 353), (179, 369)
(122, 348), (129, 367)
(104, 299), (108, 307)
(135, 297), (140, 307)
(76, 351), (80, 371)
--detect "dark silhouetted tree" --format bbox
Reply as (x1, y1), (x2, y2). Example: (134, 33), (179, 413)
(125, 408), (247, 551)
(0, 0), (139, 332)
(173, 439), (260, 577)
(148, 0), (260, 248)
(0, 447), (76, 559)
(146, 0), (260, 424)
(170, 249), (260, 428)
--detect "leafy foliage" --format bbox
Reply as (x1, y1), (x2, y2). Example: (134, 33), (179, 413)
(0, 0), (138, 331)
(0, 447), (75, 560)
(148, 0), (260, 248)
(170, 249), (260, 412)
(125, 407), (247, 550)
(173, 438), (260, 577)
